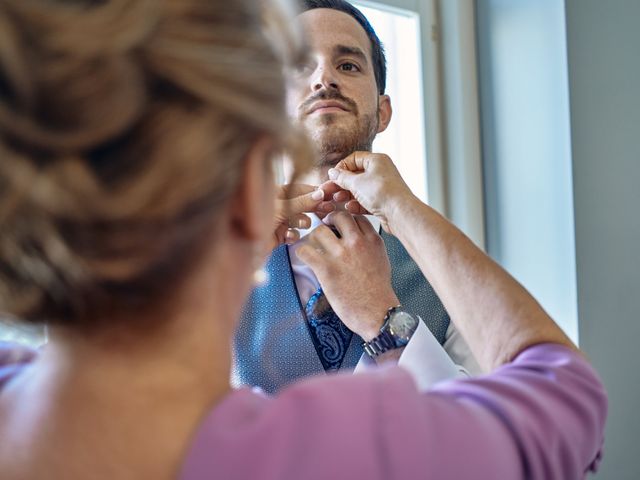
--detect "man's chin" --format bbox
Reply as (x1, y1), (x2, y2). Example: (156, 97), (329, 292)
(299, 117), (376, 168)
(305, 114), (343, 129)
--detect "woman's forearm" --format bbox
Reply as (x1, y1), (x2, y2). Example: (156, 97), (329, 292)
(387, 194), (576, 371)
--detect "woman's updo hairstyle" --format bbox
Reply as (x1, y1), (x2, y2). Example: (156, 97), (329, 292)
(0, 0), (310, 327)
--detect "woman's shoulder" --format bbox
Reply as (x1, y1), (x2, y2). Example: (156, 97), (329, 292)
(180, 366), (419, 480)
(179, 345), (606, 480)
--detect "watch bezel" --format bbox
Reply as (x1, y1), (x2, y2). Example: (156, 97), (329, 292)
(363, 306), (419, 357)
(386, 310), (420, 345)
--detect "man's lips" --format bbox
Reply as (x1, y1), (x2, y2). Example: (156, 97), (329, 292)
(307, 100), (349, 115)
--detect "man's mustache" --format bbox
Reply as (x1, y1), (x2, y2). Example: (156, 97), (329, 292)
(300, 91), (358, 115)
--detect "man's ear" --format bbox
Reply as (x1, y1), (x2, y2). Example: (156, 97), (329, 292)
(377, 94), (392, 133)
(229, 136), (275, 242)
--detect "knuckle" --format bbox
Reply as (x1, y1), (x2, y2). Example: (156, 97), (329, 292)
(331, 247), (349, 264)
(307, 227), (323, 241)
(297, 244), (312, 259)
(334, 211), (349, 221)
(352, 235), (365, 249)
(333, 243), (347, 258)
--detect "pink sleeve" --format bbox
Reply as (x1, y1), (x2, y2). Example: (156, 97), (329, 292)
(384, 344), (606, 478)
(181, 344), (606, 480)
(0, 341), (37, 389)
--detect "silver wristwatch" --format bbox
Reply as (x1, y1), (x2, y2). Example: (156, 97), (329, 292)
(363, 306), (419, 358)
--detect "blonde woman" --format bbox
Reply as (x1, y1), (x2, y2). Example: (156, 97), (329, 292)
(0, 0), (605, 479)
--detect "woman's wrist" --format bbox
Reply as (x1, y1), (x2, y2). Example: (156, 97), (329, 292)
(383, 191), (422, 236)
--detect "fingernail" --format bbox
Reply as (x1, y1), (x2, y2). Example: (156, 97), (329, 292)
(285, 229), (297, 243)
(328, 168), (338, 180)
(312, 189), (324, 200)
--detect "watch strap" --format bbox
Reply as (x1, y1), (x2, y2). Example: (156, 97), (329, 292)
(363, 305), (402, 358)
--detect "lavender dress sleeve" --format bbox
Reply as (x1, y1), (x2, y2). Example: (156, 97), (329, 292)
(181, 344), (607, 480)
(0, 341), (37, 389)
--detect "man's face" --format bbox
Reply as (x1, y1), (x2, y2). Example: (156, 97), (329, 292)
(288, 8), (391, 168)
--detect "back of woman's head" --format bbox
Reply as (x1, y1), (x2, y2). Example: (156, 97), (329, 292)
(0, 0), (307, 328)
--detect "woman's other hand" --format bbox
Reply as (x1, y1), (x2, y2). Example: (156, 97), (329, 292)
(272, 184), (335, 248)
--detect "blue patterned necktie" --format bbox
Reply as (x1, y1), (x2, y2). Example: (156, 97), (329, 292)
(304, 287), (353, 372)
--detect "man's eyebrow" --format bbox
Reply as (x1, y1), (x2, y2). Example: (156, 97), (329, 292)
(333, 45), (369, 66)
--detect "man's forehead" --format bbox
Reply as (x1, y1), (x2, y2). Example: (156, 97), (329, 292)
(298, 8), (372, 58)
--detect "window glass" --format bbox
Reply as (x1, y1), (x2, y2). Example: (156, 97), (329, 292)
(354, 3), (428, 202)
(0, 317), (46, 347)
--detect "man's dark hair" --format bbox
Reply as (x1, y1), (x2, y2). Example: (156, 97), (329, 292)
(300, 0), (387, 95)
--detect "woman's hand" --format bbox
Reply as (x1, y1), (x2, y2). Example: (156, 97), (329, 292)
(323, 152), (416, 235)
(271, 184), (335, 249)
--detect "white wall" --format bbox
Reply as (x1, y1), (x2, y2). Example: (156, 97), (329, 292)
(476, 0), (578, 341)
(478, 0), (640, 477)
(565, 0), (640, 478)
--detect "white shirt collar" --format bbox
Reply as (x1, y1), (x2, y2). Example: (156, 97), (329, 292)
(296, 212), (382, 241)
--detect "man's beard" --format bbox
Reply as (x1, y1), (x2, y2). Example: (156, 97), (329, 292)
(297, 90), (379, 168)
(310, 112), (379, 168)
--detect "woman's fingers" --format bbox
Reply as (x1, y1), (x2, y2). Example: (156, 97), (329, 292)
(345, 200), (369, 215)
(288, 213), (311, 229)
(281, 188), (324, 216)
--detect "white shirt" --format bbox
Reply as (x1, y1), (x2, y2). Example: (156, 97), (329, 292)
(289, 214), (482, 391)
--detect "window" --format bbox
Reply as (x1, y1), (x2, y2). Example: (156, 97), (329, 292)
(353, 1), (486, 250)
(476, 0), (577, 342)
(354, 2), (428, 202)
(0, 316), (46, 347)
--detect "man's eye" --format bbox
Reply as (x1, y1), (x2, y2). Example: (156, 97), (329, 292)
(339, 62), (360, 72)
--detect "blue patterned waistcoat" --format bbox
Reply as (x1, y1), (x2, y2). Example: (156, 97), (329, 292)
(232, 231), (450, 393)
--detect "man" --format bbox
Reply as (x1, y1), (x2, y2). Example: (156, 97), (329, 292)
(233, 0), (480, 393)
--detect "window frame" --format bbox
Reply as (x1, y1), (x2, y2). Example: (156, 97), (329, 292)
(354, 0), (485, 249)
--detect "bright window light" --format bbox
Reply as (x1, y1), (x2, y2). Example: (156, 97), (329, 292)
(354, 3), (428, 202)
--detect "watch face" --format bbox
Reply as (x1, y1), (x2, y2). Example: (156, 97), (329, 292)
(388, 311), (419, 343)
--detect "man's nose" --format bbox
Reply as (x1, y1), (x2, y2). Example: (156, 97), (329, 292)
(311, 64), (339, 92)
